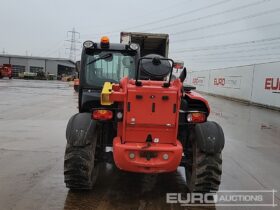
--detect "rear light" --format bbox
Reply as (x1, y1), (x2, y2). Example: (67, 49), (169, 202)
(92, 110), (113, 120)
(187, 112), (206, 123)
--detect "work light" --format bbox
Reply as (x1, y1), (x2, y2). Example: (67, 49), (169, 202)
(129, 43), (139, 50)
(83, 40), (94, 48)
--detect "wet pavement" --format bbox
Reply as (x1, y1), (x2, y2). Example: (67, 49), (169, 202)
(0, 79), (279, 210)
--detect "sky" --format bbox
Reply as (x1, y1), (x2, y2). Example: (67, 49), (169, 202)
(1, 0), (280, 70)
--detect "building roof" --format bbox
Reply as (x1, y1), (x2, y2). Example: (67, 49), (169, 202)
(0, 53), (75, 64)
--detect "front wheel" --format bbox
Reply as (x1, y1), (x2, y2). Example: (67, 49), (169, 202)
(185, 122), (223, 193)
(64, 141), (99, 190)
(64, 113), (100, 190)
(185, 141), (222, 192)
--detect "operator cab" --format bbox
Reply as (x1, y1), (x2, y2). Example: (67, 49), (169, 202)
(79, 37), (140, 112)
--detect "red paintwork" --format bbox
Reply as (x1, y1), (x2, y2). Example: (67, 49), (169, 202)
(0, 64), (12, 78)
(108, 78), (183, 173)
(113, 137), (183, 173)
(185, 91), (210, 114)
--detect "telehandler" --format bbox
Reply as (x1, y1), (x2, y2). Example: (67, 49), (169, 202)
(64, 34), (224, 193)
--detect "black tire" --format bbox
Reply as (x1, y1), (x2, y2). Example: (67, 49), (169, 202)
(64, 128), (99, 190)
(185, 129), (222, 193)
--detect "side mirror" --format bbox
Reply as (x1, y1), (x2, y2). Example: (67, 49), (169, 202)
(179, 67), (187, 83)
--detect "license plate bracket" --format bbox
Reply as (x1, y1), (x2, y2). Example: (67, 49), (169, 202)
(139, 151), (158, 161)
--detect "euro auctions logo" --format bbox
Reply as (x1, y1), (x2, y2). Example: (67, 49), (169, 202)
(192, 77), (205, 86)
(265, 77), (280, 92)
(214, 78), (225, 86)
(166, 190), (278, 207)
(213, 76), (241, 89)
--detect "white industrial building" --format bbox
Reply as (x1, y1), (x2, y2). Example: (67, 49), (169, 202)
(0, 54), (75, 78)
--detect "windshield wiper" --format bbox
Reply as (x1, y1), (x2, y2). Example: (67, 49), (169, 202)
(86, 53), (112, 65)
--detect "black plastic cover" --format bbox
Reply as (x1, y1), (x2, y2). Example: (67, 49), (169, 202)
(195, 121), (225, 154)
(139, 54), (171, 80)
(66, 113), (97, 146)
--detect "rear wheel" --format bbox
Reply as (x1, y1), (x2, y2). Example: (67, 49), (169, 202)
(64, 127), (99, 190)
(185, 128), (222, 193)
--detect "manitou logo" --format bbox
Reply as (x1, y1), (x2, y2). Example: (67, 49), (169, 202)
(265, 77), (280, 90)
(214, 78), (225, 86)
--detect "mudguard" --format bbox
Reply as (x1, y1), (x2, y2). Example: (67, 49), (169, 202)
(195, 121), (225, 154)
(66, 113), (96, 146)
(185, 91), (210, 115)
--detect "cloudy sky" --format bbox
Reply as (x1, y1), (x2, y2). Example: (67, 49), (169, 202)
(1, 0), (280, 70)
